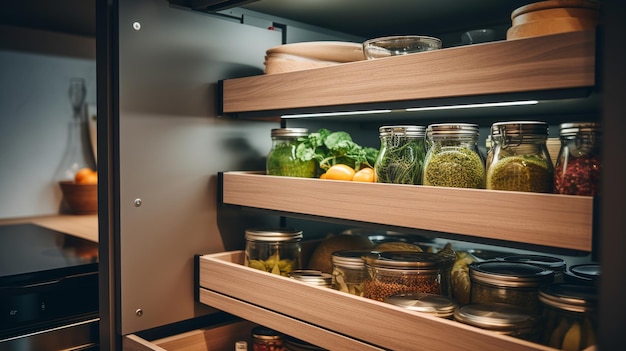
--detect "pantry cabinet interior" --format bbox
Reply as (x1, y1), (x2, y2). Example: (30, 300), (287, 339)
(98, 0), (625, 350)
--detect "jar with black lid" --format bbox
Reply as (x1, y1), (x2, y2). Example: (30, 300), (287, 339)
(288, 269), (332, 288)
(251, 326), (285, 351)
(331, 250), (370, 296)
(564, 263), (601, 286)
(454, 303), (540, 342)
(363, 251), (455, 301)
(469, 261), (554, 315)
(423, 123), (485, 189)
(498, 254), (566, 283)
(554, 122), (601, 196)
(486, 121), (553, 193)
(384, 292), (456, 319)
(266, 128), (316, 178)
(245, 228), (302, 277)
(539, 283), (598, 350)
(374, 125), (426, 184)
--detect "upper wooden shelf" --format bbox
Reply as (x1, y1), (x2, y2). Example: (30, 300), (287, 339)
(220, 31), (595, 117)
(221, 172), (593, 252)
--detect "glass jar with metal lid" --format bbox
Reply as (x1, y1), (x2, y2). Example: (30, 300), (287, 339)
(266, 128), (316, 178)
(422, 123), (485, 189)
(486, 121), (553, 193)
(498, 254), (567, 283)
(564, 263), (601, 286)
(251, 326), (285, 351)
(288, 269), (332, 288)
(384, 292), (456, 319)
(539, 283), (598, 350)
(554, 122), (601, 196)
(453, 303), (540, 341)
(331, 250), (370, 296)
(362, 251), (455, 301)
(374, 125), (426, 184)
(469, 261), (554, 315)
(245, 228), (302, 277)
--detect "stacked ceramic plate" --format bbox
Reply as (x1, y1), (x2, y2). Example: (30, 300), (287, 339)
(264, 41), (366, 74)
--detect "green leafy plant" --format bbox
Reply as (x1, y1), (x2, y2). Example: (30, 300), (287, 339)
(295, 128), (378, 172)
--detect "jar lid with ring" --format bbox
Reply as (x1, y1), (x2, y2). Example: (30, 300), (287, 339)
(288, 269), (332, 288)
(470, 261), (555, 288)
(331, 250), (371, 269)
(375, 125), (426, 185)
(245, 228), (303, 242)
(564, 263), (601, 286)
(453, 303), (539, 340)
(498, 254), (566, 281)
(539, 283), (597, 313)
(384, 292), (456, 318)
(271, 127), (310, 138)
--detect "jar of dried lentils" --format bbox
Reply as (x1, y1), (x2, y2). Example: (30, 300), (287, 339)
(362, 251), (455, 302)
(554, 122), (601, 196)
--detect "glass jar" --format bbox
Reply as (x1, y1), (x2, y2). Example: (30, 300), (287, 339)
(374, 125), (426, 184)
(245, 228), (302, 277)
(331, 250), (370, 296)
(564, 263), (601, 286)
(486, 121), (553, 193)
(423, 123), (485, 188)
(498, 254), (567, 283)
(252, 326), (285, 351)
(362, 251), (455, 301)
(554, 122), (601, 196)
(288, 269), (332, 288)
(384, 292), (456, 319)
(453, 303), (540, 342)
(469, 261), (555, 315)
(539, 283), (598, 350)
(266, 128), (316, 178)
(284, 336), (326, 351)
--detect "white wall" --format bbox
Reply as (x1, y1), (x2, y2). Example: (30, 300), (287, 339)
(0, 25), (96, 219)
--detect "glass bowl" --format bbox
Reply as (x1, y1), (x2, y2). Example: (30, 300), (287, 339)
(363, 35), (442, 59)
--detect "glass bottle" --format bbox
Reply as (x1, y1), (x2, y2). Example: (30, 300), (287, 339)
(422, 123), (485, 188)
(55, 78), (96, 181)
(374, 125), (426, 184)
(486, 121), (553, 193)
(266, 128), (316, 178)
(554, 122), (601, 196)
(244, 227), (302, 277)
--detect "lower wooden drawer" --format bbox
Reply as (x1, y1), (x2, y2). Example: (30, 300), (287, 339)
(123, 320), (256, 351)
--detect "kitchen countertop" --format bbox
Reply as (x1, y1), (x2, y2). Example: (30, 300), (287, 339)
(0, 214), (98, 242)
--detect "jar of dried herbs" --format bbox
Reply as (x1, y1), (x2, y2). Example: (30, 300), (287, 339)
(422, 123), (485, 189)
(266, 128), (316, 178)
(374, 125), (426, 184)
(331, 250), (370, 296)
(554, 122), (601, 196)
(486, 121), (553, 193)
(362, 250), (455, 302)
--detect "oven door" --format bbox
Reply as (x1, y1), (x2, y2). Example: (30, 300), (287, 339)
(0, 316), (99, 351)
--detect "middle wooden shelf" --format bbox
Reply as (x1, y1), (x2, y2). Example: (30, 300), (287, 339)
(220, 171), (593, 252)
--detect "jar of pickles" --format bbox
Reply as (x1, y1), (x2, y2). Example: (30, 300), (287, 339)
(423, 123), (485, 188)
(374, 125), (426, 184)
(486, 121), (553, 193)
(539, 283), (598, 351)
(554, 122), (601, 196)
(251, 326), (285, 351)
(363, 251), (455, 301)
(331, 250), (370, 296)
(245, 228), (302, 276)
(469, 261), (555, 315)
(454, 303), (540, 341)
(266, 128), (316, 178)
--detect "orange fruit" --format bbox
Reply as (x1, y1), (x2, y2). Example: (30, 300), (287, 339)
(352, 167), (375, 182)
(75, 168), (97, 184)
(323, 164), (356, 181)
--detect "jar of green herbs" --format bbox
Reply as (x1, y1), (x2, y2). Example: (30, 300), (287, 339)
(374, 125), (426, 184)
(266, 128), (316, 178)
(422, 123), (485, 188)
(486, 121), (553, 193)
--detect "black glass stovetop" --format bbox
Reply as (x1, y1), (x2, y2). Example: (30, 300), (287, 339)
(0, 223), (98, 286)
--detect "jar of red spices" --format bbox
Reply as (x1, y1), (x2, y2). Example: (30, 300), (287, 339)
(554, 122), (601, 196)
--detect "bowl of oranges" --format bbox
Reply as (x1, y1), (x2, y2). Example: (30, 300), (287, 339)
(59, 167), (98, 214)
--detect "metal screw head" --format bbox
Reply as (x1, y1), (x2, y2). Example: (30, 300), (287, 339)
(134, 198), (142, 207)
(135, 309), (143, 317)
(133, 22), (141, 31)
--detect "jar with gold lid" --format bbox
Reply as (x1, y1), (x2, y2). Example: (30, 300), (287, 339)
(454, 303), (540, 341)
(245, 228), (302, 277)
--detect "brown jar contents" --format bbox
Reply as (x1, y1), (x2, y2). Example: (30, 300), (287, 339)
(363, 273), (442, 301)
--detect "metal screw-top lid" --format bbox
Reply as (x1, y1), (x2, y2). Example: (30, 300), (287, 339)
(490, 121), (548, 142)
(270, 127), (309, 138)
(453, 303), (538, 332)
(426, 123), (480, 139)
(245, 227), (303, 242)
(539, 283), (598, 313)
(498, 254), (566, 273)
(469, 261), (555, 287)
(251, 326), (283, 340)
(331, 250), (371, 269)
(378, 125), (426, 137)
(559, 122), (601, 137)
(364, 251), (455, 270)
(384, 292), (456, 318)
(288, 269), (332, 287)
(564, 263), (601, 285)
